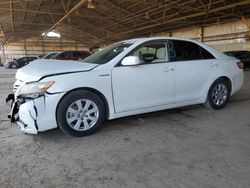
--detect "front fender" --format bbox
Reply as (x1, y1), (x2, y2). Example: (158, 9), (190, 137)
(42, 70), (115, 119)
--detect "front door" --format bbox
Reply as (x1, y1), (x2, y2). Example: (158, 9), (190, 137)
(111, 41), (176, 113)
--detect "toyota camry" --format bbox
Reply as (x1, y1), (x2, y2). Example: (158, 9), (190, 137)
(6, 37), (244, 137)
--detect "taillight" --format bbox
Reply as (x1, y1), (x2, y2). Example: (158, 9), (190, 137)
(237, 62), (244, 69)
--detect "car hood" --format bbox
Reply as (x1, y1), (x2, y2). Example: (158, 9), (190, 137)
(16, 59), (98, 82)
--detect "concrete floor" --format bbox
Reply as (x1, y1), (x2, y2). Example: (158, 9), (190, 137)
(0, 67), (250, 188)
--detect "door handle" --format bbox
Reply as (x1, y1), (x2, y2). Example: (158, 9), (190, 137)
(164, 67), (175, 72)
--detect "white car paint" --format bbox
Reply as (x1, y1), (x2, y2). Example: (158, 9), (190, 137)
(112, 62), (176, 112)
(9, 37), (244, 134)
(16, 59), (98, 82)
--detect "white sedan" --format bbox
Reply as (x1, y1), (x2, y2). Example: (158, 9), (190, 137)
(6, 37), (244, 137)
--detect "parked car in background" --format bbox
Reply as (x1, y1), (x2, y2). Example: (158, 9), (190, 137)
(6, 37), (244, 137)
(39, 52), (58, 59)
(52, 51), (91, 61)
(38, 54), (45, 58)
(224, 50), (250, 68)
(4, 56), (37, 69)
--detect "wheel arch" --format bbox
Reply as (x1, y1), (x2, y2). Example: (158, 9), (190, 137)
(217, 76), (232, 91)
(205, 76), (232, 109)
(56, 87), (110, 119)
(203, 75), (233, 102)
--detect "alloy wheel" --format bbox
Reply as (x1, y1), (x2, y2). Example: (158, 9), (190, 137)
(211, 83), (228, 106)
(66, 99), (99, 131)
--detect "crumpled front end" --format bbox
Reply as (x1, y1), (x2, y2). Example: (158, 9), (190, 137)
(8, 96), (43, 134)
(6, 80), (65, 134)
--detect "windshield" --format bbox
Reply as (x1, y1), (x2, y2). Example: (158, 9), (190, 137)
(16, 57), (26, 63)
(84, 42), (133, 64)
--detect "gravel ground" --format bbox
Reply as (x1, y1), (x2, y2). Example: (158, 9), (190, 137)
(0, 67), (249, 188)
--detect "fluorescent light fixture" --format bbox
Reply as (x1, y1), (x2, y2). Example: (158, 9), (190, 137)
(42, 31), (61, 38)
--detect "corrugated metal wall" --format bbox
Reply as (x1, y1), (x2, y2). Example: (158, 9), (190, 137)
(155, 18), (250, 52)
(0, 38), (89, 65)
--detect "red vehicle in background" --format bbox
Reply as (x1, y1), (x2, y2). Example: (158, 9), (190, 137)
(52, 51), (92, 61)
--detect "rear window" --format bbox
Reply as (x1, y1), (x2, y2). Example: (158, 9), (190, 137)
(73, 51), (83, 57)
(224, 51), (237, 57)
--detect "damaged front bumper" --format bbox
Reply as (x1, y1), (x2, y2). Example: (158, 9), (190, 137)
(6, 92), (65, 134)
(7, 94), (41, 134)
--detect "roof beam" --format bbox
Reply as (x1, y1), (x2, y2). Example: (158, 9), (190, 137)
(106, 0), (159, 24)
(106, 0), (250, 37)
(87, 9), (131, 30)
(9, 0), (14, 32)
(88, 0), (184, 34)
(31, 0), (43, 24)
(0, 7), (64, 16)
(61, 0), (67, 13)
(0, 0), (34, 5)
(13, 21), (53, 26)
(22, 1), (28, 21)
(60, 24), (108, 44)
(43, 0), (86, 37)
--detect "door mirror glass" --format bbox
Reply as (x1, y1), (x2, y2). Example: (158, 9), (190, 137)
(121, 56), (140, 66)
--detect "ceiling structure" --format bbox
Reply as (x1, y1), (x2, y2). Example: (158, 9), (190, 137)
(0, 0), (250, 47)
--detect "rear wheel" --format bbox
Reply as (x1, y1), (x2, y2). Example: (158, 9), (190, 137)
(206, 78), (231, 110)
(56, 90), (105, 137)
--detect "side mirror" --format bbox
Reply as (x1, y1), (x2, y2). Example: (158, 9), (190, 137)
(121, 56), (140, 66)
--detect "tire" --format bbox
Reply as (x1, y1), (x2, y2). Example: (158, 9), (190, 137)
(10, 64), (17, 69)
(206, 78), (231, 110)
(56, 90), (106, 137)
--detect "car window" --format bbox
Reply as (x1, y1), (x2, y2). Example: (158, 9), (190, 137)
(83, 51), (91, 57)
(224, 52), (235, 57)
(60, 52), (68, 58)
(73, 51), (82, 57)
(59, 53), (64, 58)
(131, 42), (167, 64)
(237, 51), (250, 58)
(16, 57), (26, 63)
(168, 40), (214, 61)
(44, 53), (57, 59)
(200, 47), (214, 59)
(69, 52), (74, 58)
(81, 52), (91, 59)
(28, 57), (36, 61)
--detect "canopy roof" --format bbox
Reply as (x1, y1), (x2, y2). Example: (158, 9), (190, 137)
(0, 0), (250, 46)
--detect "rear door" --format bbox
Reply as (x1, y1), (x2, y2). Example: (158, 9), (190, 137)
(167, 39), (217, 102)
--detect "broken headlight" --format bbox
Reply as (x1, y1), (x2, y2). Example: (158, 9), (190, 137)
(19, 81), (55, 98)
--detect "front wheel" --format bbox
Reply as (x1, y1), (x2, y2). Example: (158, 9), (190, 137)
(56, 90), (106, 137)
(206, 78), (231, 110)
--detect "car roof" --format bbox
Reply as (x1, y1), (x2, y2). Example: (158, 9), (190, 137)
(122, 37), (201, 44)
(59, 50), (88, 53)
(121, 37), (230, 60)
